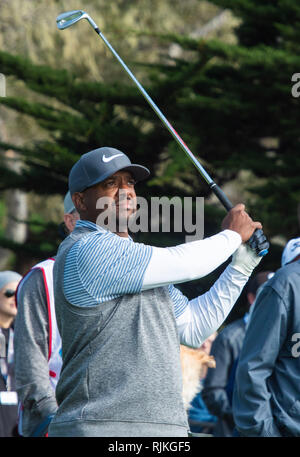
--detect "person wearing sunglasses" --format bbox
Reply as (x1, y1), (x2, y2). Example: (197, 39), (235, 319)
(0, 270), (22, 437)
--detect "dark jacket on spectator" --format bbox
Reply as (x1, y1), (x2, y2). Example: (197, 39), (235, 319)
(0, 327), (18, 437)
(233, 260), (300, 437)
(202, 317), (247, 436)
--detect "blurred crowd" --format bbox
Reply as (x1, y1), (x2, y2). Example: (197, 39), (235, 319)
(181, 235), (300, 437)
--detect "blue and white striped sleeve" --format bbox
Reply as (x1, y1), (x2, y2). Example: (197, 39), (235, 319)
(64, 231), (153, 307)
(168, 285), (189, 319)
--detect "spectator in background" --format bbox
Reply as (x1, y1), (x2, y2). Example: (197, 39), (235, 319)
(233, 238), (300, 437)
(202, 271), (273, 437)
(0, 270), (22, 437)
(14, 192), (79, 437)
(187, 333), (218, 435)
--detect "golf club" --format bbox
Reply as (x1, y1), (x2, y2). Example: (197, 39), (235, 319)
(56, 10), (269, 256)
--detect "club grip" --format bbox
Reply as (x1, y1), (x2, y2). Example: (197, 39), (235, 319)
(210, 183), (269, 256)
(248, 228), (269, 256)
(210, 183), (234, 212)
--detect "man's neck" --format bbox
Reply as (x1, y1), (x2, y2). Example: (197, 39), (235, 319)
(0, 315), (13, 329)
(83, 216), (129, 238)
(115, 231), (129, 238)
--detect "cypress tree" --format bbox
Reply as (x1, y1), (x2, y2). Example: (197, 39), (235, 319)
(0, 0), (299, 290)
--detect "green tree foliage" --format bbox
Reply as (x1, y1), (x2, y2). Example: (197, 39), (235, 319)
(0, 0), (225, 265)
(0, 1), (299, 299)
(145, 0), (300, 244)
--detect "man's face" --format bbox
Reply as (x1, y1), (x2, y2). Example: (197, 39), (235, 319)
(0, 281), (19, 321)
(73, 170), (137, 229)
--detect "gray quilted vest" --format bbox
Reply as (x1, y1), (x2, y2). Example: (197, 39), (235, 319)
(48, 224), (188, 437)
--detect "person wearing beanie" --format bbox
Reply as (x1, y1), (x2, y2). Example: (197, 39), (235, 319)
(47, 146), (265, 437)
(13, 192), (79, 437)
(0, 270), (22, 437)
(233, 238), (300, 437)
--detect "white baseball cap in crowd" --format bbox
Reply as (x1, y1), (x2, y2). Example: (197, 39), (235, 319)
(281, 237), (300, 266)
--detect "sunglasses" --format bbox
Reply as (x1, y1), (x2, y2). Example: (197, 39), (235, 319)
(4, 289), (16, 298)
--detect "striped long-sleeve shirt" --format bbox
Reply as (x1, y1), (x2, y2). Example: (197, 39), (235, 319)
(64, 220), (248, 346)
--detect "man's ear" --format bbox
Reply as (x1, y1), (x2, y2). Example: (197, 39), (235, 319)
(63, 214), (72, 233)
(72, 192), (86, 213)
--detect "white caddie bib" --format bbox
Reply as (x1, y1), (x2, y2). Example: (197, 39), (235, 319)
(32, 258), (62, 389)
(16, 258), (62, 436)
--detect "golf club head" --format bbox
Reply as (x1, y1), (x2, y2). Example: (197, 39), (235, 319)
(56, 10), (88, 30)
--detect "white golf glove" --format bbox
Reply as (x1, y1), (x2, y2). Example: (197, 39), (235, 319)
(230, 243), (263, 277)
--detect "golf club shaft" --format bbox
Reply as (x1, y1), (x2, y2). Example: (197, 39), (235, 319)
(92, 25), (235, 211)
(59, 12), (269, 256)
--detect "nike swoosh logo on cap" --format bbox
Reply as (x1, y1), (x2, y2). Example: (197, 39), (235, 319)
(102, 153), (123, 163)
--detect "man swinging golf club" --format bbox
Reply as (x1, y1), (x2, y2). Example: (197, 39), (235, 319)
(48, 146), (263, 437)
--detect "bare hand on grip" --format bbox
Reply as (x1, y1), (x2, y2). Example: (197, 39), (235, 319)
(221, 204), (262, 243)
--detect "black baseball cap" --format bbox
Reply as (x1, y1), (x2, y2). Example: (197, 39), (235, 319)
(69, 147), (150, 195)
